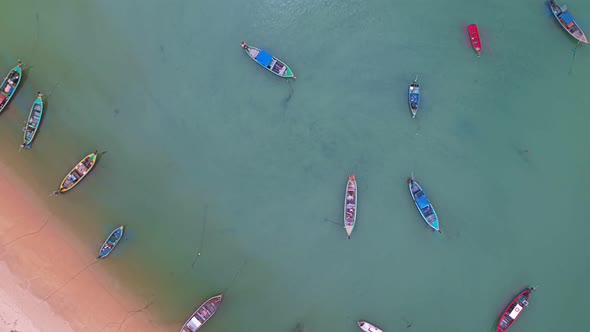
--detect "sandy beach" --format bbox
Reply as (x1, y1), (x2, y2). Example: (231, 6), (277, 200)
(0, 160), (169, 332)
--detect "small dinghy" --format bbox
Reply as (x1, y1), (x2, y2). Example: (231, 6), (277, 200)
(21, 93), (44, 149)
(548, 1), (589, 44)
(97, 226), (124, 259)
(53, 151), (98, 194)
(241, 42), (296, 78)
(0, 60), (22, 114)
(180, 294), (223, 332)
(467, 24), (482, 56)
(408, 76), (420, 118)
(358, 321), (383, 332)
(497, 287), (536, 332)
(344, 174), (357, 239)
(408, 175), (440, 232)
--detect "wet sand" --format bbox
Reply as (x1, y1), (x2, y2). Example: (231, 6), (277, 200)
(0, 160), (170, 332)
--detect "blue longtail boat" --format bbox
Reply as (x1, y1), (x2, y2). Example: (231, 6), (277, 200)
(97, 225), (124, 259)
(241, 42), (296, 78)
(408, 176), (440, 232)
(21, 93), (44, 149)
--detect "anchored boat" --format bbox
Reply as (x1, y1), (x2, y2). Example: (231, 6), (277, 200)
(344, 174), (357, 239)
(21, 93), (44, 149)
(180, 294), (223, 332)
(241, 42), (296, 78)
(467, 24), (482, 56)
(358, 321), (383, 332)
(53, 151), (98, 194)
(97, 226), (124, 259)
(408, 76), (420, 118)
(548, 1), (589, 44)
(408, 175), (440, 232)
(0, 60), (22, 113)
(497, 287), (536, 332)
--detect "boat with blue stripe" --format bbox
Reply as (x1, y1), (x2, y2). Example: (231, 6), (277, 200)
(408, 175), (440, 232)
(97, 225), (124, 259)
(21, 93), (44, 149)
(408, 75), (420, 118)
(241, 42), (296, 78)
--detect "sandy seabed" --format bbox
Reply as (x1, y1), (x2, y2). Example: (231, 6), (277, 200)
(0, 160), (171, 332)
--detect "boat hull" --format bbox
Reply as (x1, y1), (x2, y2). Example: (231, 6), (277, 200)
(22, 93), (44, 148)
(497, 287), (534, 332)
(358, 321), (383, 332)
(0, 61), (23, 114)
(97, 226), (124, 259)
(180, 294), (223, 332)
(468, 24), (482, 55)
(344, 174), (357, 239)
(408, 177), (440, 232)
(56, 151), (98, 194)
(548, 1), (589, 44)
(409, 81), (420, 118)
(241, 42), (296, 78)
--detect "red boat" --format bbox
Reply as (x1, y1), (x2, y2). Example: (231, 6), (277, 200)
(497, 287), (535, 332)
(467, 24), (482, 56)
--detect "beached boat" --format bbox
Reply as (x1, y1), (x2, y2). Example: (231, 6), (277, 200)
(0, 60), (23, 114)
(408, 76), (420, 118)
(53, 151), (98, 194)
(97, 226), (124, 259)
(344, 174), (357, 239)
(497, 287), (536, 332)
(180, 294), (223, 332)
(408, 175), (440, 232)
(467, 24), (482, 56)
(241, 42), (296, 78)
(548, 1), (589, 44)
(358, 321), (383, 332)
(21, 93), (44, 149)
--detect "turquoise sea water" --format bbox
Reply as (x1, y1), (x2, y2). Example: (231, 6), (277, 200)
(1, 0), (590, 331)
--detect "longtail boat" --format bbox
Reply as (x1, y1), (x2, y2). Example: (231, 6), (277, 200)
(358, 321), (383, 332)
(548, 1), (589, 44)
(53, 151), (98, 194)
(467, 24), (482, 57)
(408, 75), (420, 118)
(497, 287), (536, 332)
(241, 42), (296, 78)
(180, 294), (223, 332)
(21, 93), (43, 149)
(97, 226), (124, 259)
(344, 174), (357, 239)
(408, 175), (440, 232)
(0, 60), (23, 114)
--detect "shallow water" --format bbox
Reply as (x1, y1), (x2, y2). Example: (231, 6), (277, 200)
(1, 0), (589, 331)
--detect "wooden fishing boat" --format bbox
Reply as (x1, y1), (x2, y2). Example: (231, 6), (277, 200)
(467, 24), (482, 56)
(21, 93), (43, 149)
(358, 321), (383, 332)
(241, 42), (296, 78)
(408, 175), (440, 232)
(180, 294), (223, 332)
(408, 76), (420, 118)
(97, 226), (124, 259)
(344, 174), (357, 239)
(497, 287), (536, 332)
(53, 151), (98, 194)
(0, 60), (23, 114)
(548, 1), (589, 44)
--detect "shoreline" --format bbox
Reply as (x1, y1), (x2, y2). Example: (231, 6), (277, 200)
(0, 160), (170, 332)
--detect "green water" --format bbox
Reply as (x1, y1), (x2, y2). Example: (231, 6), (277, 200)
(1, 0), (589, 331)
